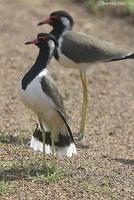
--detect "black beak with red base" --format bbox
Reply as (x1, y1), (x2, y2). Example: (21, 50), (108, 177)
(25, 33), (49, 45)
(37, 16), (59, 26)
(25, 39), (39, 45)
(37, 18), (51, 26)
(25, 33), (59, 48)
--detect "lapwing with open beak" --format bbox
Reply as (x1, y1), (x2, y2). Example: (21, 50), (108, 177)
(38, 10), (134, 141)
(19, 33), (77, 168)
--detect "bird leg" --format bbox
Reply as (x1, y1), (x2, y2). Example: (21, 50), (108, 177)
(50, 128), (55, 170)
(38, 120), (46, 168)
(79, 71), (88, 141)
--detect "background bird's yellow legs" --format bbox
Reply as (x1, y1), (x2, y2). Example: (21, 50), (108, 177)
(79, 71), (88, 141)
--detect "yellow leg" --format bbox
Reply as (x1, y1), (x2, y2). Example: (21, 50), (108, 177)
(51, 128), (55, 170)
(38, 120), (46, 167)
(79, 71), (88, 141)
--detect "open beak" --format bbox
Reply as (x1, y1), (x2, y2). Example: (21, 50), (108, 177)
(37, 18), (52, 26)
(25, 39), (39, 45)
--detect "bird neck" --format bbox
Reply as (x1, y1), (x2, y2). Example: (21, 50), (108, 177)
(51, 23), (71, 40)
(21, 48), (50, 90)
(50, 24), (71, 61)
(33, 48), (49, 70)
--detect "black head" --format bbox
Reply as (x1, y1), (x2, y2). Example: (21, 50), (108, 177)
(25, 33), (58, 49)
(38, 10), (74, 30)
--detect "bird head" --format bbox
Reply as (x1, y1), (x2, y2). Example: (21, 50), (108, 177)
(25, 33), (58, 49)
(37, 10), (74, 30)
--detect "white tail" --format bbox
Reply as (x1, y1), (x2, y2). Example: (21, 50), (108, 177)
(30, 136), (77, 157)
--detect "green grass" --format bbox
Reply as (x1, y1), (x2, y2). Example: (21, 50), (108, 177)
(0, 132), (10, 144)
(0, 160), (65, 183)
(74, 0), (134, 14)
(0, 160), (27, 169)
(0, 141), (67, 183)
(0, 131), (25, 145)
(80, 176), (118, 199)
(73, 0), (106, 13)
(0, 180), (12, 195)
(0, 142), (66, 184)
(125, 0), (134, 13)
(27, 165), (65, 183)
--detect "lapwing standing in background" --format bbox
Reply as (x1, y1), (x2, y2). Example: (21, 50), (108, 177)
(19, 33), (76, 168)
(38, 10), (134, 141)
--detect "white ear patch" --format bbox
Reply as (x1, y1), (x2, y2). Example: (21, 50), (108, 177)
(61, 17), (71, 30)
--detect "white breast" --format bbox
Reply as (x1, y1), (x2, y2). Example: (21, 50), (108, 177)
(19, 69), (55, 117)
(48, 40), (55, 58)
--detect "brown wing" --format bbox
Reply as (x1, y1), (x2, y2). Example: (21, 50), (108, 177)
(40, 73), (67, 119)
(61, 31), (130, 63)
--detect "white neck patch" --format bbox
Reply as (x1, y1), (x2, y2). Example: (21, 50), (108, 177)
(48, 40), (55, 58)
(61, 17), (71, 31)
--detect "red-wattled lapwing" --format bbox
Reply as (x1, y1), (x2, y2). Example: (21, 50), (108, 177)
(19, 33), (76, 168)
(38, 10), (134, 141)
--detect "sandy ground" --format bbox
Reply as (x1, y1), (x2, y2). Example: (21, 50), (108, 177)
(0, 0), (134, 199)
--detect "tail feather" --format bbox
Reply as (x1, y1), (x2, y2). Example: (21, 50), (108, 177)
(56, 110), (75, 144)
(105, 52), (134, 62)
(30, 136), (52, 154)
(30, 121), (77, 157)
(127, 53), (134, 59)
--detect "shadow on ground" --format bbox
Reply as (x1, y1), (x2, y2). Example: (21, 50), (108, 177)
(0, 165), (63, 182)
(0, 132), (29, 145)
(114, 158), (134, 166)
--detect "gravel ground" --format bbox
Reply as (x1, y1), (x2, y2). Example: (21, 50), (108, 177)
(0, 0), (134, 199)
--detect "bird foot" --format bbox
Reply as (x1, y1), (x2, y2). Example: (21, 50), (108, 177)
(78, 131), (86, 142)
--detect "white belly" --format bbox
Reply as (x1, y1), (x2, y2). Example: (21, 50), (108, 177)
(58, 52), (91, 73)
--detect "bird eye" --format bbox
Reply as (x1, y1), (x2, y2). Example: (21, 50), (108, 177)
(38, 36), (48, 41)
(50, 15), (60, 20)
